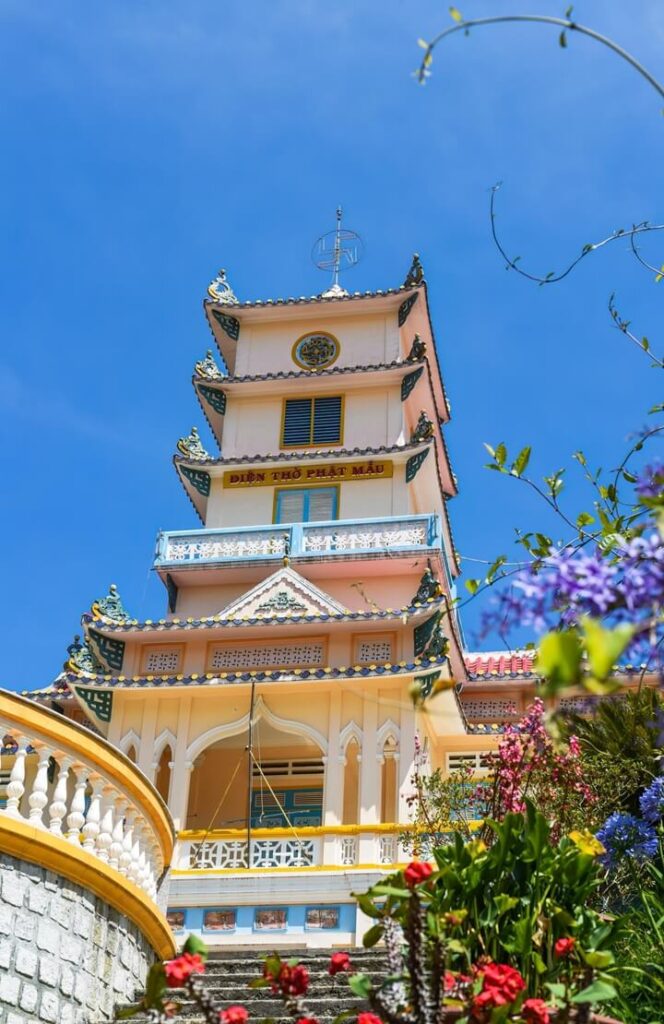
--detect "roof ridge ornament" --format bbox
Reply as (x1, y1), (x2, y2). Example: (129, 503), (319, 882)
(207, 268), (238, 305)
(407, 333), (427, 361)
(92, 583), (130, 623)
(195, 349), (224, 380)
(65, 635), (103, 674)
(410, 409), (435, 443)
(404, 253), (424, 288)
(176, 426), (210, 461)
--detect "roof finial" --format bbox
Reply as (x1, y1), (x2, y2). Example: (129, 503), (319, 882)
(208, 268), (238, 305)
(312, 207), (364, 298)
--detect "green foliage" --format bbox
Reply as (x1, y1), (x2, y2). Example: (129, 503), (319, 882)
(560, 689), (664, 815)
(362, 805), (615, 1003)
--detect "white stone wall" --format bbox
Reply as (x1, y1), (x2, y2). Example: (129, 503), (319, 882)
(0, 854), (153, 1024)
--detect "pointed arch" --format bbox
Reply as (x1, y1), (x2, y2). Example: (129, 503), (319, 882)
(377, 719), (400, 752)
(153, 729), (177, 765)
(339, 720), (363, 757)
(186, 696), (328, 764)
(119, 729), (141, 758)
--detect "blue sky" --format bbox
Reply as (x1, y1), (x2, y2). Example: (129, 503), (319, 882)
(0, 1), (662, 690)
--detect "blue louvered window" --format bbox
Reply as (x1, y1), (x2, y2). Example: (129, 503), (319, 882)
(281, 396), (343, 447)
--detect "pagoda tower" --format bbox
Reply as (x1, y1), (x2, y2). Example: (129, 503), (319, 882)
(42, 250), (496, 948)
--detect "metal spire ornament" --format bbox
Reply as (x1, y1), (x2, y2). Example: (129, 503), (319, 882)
(312, 206), (364, 298)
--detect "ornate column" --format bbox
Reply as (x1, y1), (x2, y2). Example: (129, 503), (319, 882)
(81, 774), (103, 852)
(66, 764), (88, 844)
(323, 692), (342, 866)
(398, 703), (417, 824)
(358, 695), (379, 863)
(168, 697), (193, 830)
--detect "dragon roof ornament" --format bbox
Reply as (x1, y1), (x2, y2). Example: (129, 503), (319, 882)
(92, 583), (130, 623)
(207, 268), (238, 305)
(195, 349), (224, 380)
(176, 426), (210, 462)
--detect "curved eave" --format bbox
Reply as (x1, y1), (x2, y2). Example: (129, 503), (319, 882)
(402, 282), (451, 424)
(193, 359), (426, 448)
(203, 286), (419, 375)
(80, 596), (447, 637)
(173, 440), (433, 523)
(62, 653), (451, 690)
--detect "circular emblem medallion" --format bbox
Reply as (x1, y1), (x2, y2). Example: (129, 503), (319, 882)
(292, 332), (340, 370)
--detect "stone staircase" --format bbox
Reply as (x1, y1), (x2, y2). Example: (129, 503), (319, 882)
(148, 949), (386, 1022)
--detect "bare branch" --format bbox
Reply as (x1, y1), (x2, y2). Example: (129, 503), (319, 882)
(489, 186), (664, 284)
(417, 15), (664, 101)
(608, 294), (664, 369)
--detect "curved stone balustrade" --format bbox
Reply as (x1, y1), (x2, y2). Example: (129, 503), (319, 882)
(0, 689), (176, 958)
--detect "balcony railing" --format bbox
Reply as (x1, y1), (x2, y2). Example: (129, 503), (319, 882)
(0, 690), (174, 934)
(174, 821), (480, 872)
(155, 514), (441, 569)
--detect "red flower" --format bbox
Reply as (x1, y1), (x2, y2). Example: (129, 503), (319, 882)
(554, 937), (576, 959)
(220, 1007), (249, 1024)
(480, 962), (525, 1004)
(522, 998), (551, 1024)
(296, 1018), (319, 1024)
(278, 963), (310, 996)
(164, 953), (205, 988)
(443, 971), (456, 992)
(403, 861), (433, 887)
(357, 1014), (383, 1024)
(329, 952), (352, 975)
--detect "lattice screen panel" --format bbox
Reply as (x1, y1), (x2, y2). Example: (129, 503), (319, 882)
(446, 752), (491, 774)
(209, 641), (324, 671)
(462, 699), (517, 721)
(143, 647), (182, 673)
(356, 638), (393, 663)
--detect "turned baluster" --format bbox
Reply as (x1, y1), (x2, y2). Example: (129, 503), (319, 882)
(95, 785), (116, 863)
(66, 765), (88, 844)
(4, 734), (28, 819)
(81, 775), (103, 852)
(48, 756), (72, 834)
(28, 745), (51, 827)
(119, 809), (135, 876)
(109, 797), (127, 871)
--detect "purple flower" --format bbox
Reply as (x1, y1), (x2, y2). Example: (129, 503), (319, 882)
(636, 460), (664, 499)
(640, 777), (664, 825)
(596, 812), (659, 868)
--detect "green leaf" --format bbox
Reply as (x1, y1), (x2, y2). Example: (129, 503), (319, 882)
(582, 619), (634, 680)
(559, 30), (567, 47)
(182, 934), (209, 961)
(655, 264), (664, 283)
(354, 894), (381, 919)
(576, 511), (595, 528)
(512, 445), (532, 477)
(449, 6), (463, 23)
(571, 979), (617, 1003)
(495, 442), (507, 467)
(362, 924), (383, 948)
(417, 38), (429, 49)
(493, 894), (519, 915)
(348, 973), (373, 999)
(115, 1003), (146, 1019)
(483, 442), (496, 459)
(486, 556), (506, 583)
(370, 883), (411, 898)
(582, 950), (614, 968)
(565, 5), (574, 17)
(642, 336), (650, 352)
(536, 630), (582, 690)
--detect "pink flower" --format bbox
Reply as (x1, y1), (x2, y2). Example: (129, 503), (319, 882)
(220, 1007), (249, 1024)
(404, 861), (433, 887)
(329, 952), (352, 975)
(357, 1015), (383, 1024)
(164, 953), (205, 987)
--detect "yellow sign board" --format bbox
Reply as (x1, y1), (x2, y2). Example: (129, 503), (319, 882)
(223, 459), (394, 489)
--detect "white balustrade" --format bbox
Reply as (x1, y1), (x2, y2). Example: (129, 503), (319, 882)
(185, 836), (320, 870)
(156, 515), (437, 568)
(0, 708), (171, 906)
(177, 830), (413, 870)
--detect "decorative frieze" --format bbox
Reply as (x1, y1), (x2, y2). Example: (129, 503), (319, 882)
(401, 366), (423, 401)
(398, 292), (419, 326)
(405, 447), (430, 482)
(198, 384), (227, 415)
(179, 466), (211, 497)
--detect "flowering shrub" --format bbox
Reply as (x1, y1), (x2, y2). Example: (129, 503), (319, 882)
(353, 807), (617, 1021)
